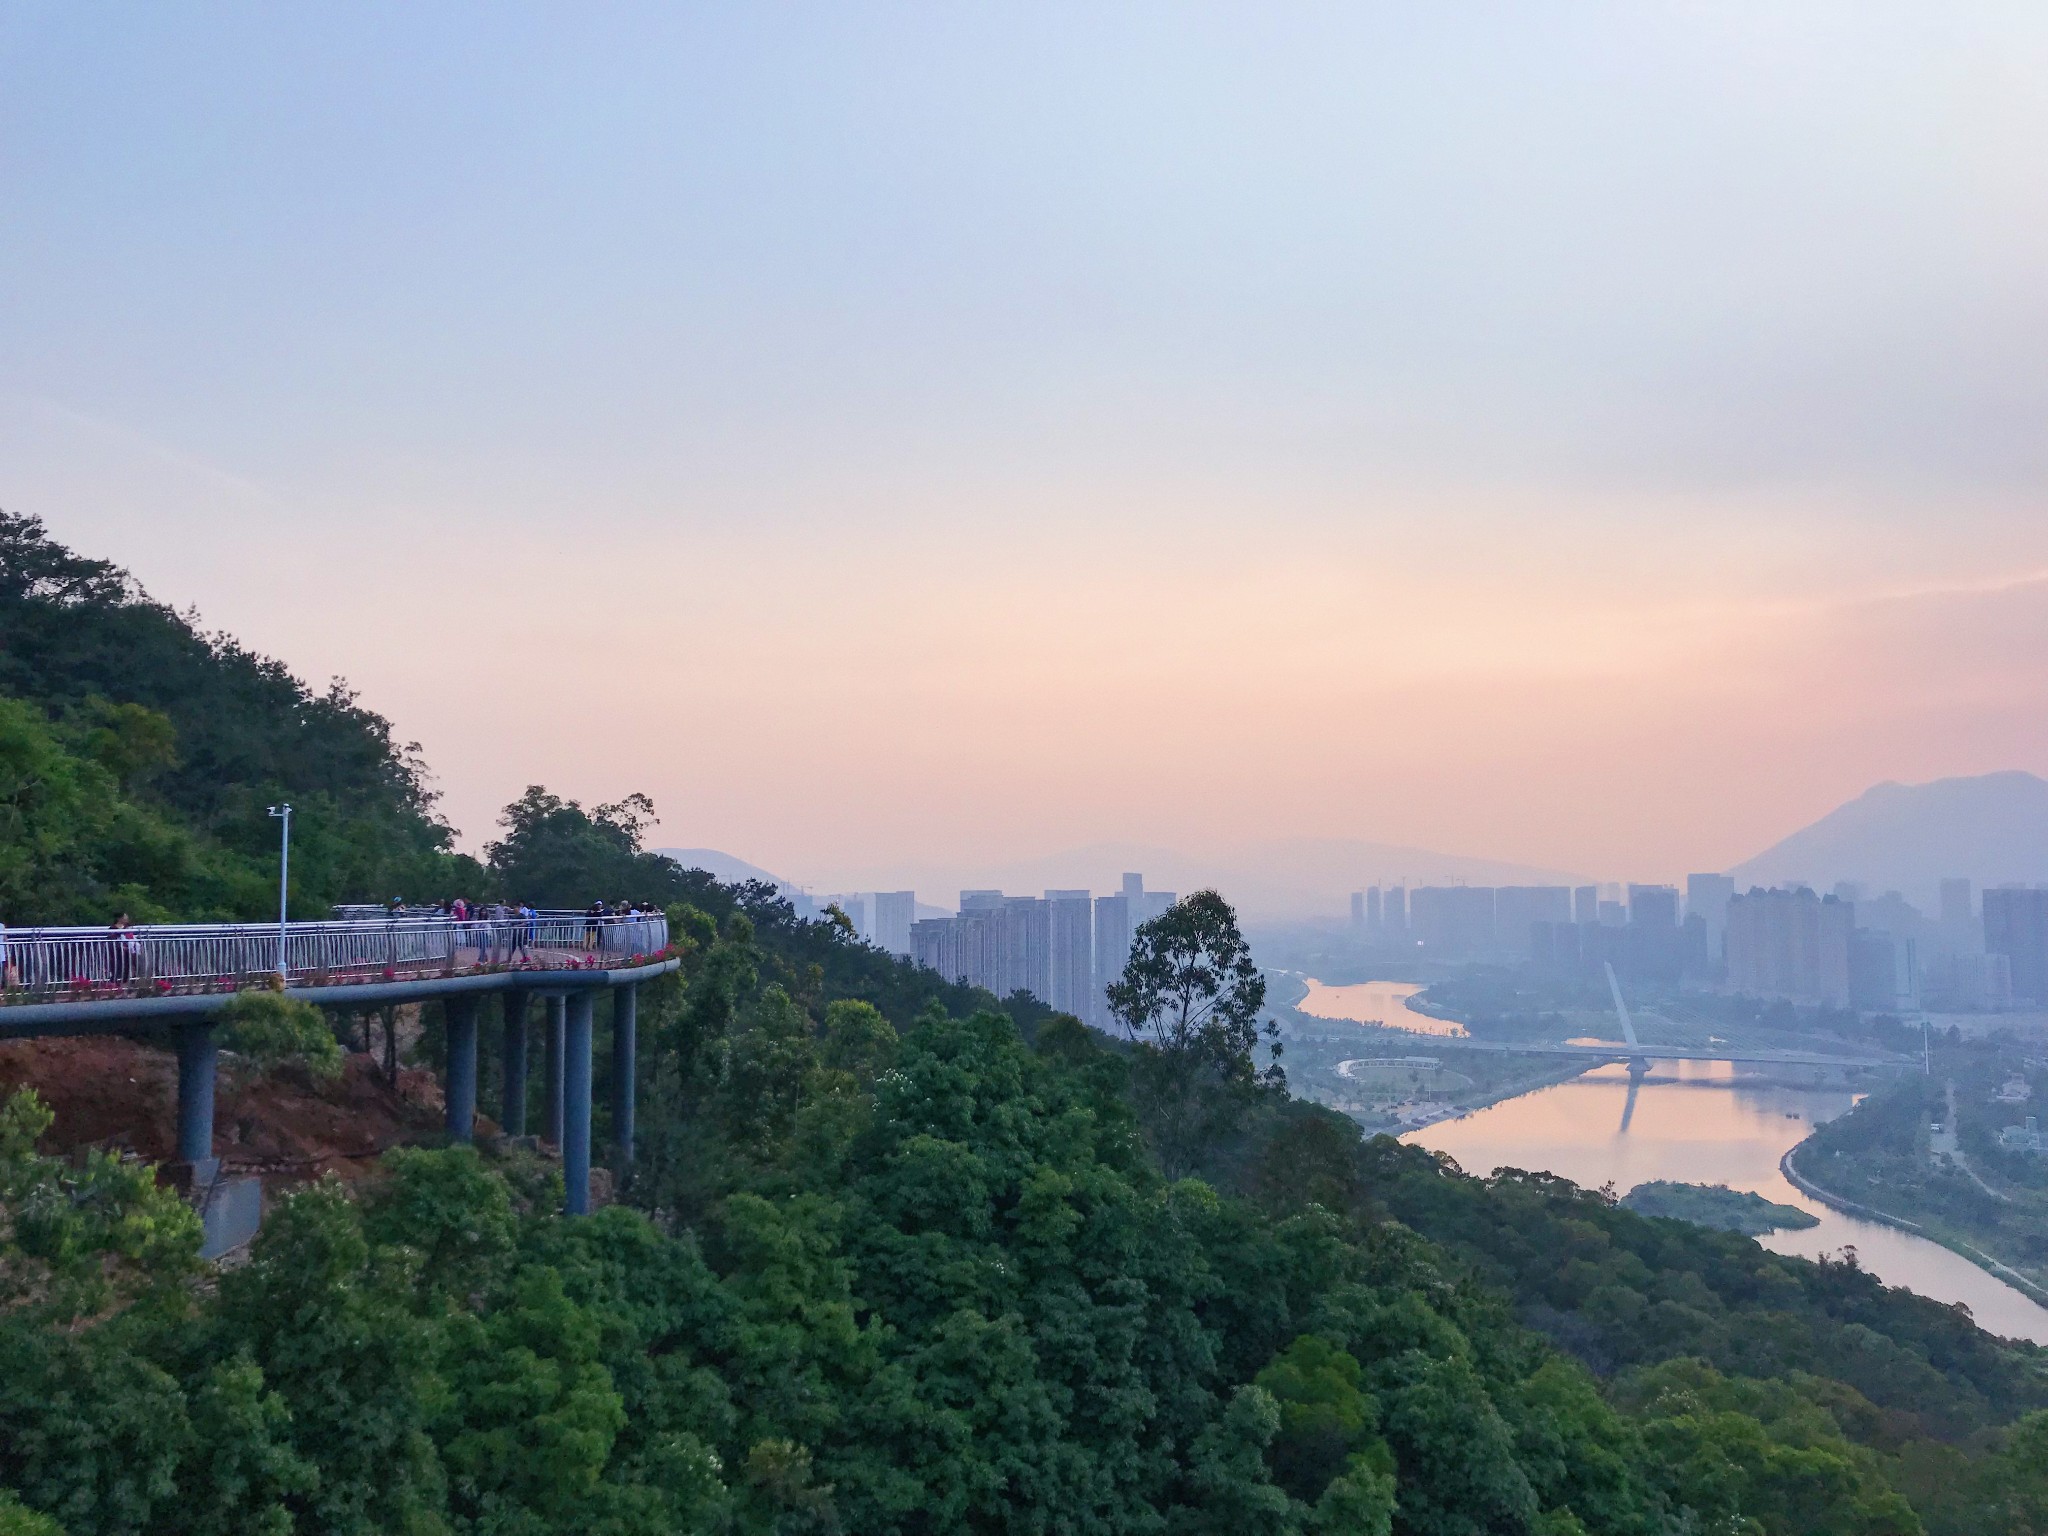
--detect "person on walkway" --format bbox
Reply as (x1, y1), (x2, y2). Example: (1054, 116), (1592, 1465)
(507, 902), (531, 963)
(585, 900), (603, 952)
(108, 913), (141, 981)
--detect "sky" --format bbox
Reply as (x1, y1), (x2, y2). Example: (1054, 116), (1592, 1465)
(4, 3), (2046, 899)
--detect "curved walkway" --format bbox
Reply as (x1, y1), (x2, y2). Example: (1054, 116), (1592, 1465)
(0, 912), (677, 1222)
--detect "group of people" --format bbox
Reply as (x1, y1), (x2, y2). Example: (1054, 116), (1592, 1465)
(379, 897), (666, 964)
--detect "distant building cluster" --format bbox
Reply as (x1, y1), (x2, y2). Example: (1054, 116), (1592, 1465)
(1343, 871), (2048, 1014)
(1347, 879), (1708, 987)
(872, 873), (1179, 1026)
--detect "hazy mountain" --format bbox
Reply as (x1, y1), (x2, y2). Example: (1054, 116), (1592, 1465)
(652, 847), (792, 889)
(1729, 771), (2048, 906)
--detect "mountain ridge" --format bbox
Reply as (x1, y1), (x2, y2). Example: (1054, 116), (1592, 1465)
(1729, 770), (2048, 906)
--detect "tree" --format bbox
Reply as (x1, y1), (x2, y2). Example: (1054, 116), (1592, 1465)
(1106, 890), (1274, 1075)
(485, 786), (684, 908)
(1105, 890), (1280, 1177)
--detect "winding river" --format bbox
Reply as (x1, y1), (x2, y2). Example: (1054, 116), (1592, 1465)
(1404, 1059), (2048, 1345)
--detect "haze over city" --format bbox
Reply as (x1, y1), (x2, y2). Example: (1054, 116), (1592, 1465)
(6, 4), (2047, 890)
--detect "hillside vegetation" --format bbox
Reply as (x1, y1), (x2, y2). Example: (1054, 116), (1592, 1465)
(2, 520), (2047, 1536)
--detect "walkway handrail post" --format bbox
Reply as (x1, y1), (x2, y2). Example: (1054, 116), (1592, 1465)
(267, 803), (292, 976)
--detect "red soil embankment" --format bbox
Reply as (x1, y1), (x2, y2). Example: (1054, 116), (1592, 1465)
(0, 1036), (487, 1191)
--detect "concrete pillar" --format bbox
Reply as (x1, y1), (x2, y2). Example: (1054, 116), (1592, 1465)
(444, 995), (478, 1143)
(543, 993), (566, 1146)
(175, 1022), (218, 1176)
(611, 983), (637, 1173)
(501, 991), (529, 1136)
(563, 991), (594, 1215)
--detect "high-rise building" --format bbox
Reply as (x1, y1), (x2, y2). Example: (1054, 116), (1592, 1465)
(1411, 886), (1496, 956)
(1093, 893), (1132, 1026)
(1685, 874), (1735, 957)
(1628, 885), (1680, 930)
(1494, 887), (1572, 957)
(1724, 888), (1853, 1007)
(1366, 887), (1382, 931)
(1948, 952), (2013, 1009)
(1349, 891), (1365, 928)
(873, 891), (916, 957)
(961, 889), (1004, 913)
(1000, 896), (1051, 1002)
(954, 903), (999, 992)
(1573, 885), (1600, 926)
(1382, 885), (1408, 939)
(1984, 888), (2048, 1005)
(1046, 890), (1092, 1019)
(1941, 878), (1974, 929)
(910, 917), (958, 983)
(1939, 878), (1979, 957)
(1850, 930), (1905, 1011)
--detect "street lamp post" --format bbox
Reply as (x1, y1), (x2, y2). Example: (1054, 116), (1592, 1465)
(267, 804), (292, 976)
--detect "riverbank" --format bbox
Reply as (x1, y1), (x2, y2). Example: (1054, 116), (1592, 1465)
(1780, 1141), (2048, 1309)
(1366, 1054), (1593, 1134)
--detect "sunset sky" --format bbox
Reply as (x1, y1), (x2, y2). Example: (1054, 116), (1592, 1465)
(5, 5), (2046, 896)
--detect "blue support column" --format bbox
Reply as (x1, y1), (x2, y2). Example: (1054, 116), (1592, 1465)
(543, 993), (566, 1146)
(444, 995), (478, 1143)
(563, 991), (594, 1215)
(611, 983), (637, 1173)
(175, 1022), (218, 1177)
(501, 991), (529, 1136)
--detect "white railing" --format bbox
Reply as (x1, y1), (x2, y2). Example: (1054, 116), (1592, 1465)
(0, 913), (669, 1003)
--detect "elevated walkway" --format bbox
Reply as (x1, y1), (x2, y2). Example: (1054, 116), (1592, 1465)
(0, 912), (676, 1220)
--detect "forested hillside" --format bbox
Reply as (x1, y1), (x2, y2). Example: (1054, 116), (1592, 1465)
(0, 511), (474, 922)
(3, 518), (2047, 1535)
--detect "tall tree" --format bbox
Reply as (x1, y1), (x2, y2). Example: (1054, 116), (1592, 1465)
(484, 786), (683, 907)
(1107, 889), (1275, 1073)
(1105, 889), (1280, 1177)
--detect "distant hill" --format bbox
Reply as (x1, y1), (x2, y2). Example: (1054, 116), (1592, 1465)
(652, 847), (793, 889)
(650, 846), (823, 917)
(1729, 771), (2048, 906)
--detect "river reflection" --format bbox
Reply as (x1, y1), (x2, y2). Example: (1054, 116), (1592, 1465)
(1296, 979), (1467, 1037)
(1405, 1060), (2048, 1345)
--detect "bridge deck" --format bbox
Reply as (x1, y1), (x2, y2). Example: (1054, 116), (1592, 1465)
(1334, 1033), (1910, 1070)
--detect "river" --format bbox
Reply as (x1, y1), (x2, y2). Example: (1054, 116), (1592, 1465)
(1404, 1058), (2048, 1344)
(1294, 979), (1468, 1036)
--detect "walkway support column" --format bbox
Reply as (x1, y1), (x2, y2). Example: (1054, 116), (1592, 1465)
(611, 983), (637, 1174)
(563, 991), (594, 1215)
(175, 1022), (218, 1176)
(543, 994), (566, 1146)
(444, 995), (478, 1143)
(501, 991), (529, 1136)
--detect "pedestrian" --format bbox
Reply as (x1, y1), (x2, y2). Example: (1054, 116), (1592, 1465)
(508, 901), (531, 963)
(108, 912), (141, 981)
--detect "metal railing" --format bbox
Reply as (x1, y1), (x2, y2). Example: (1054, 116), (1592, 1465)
(0, 912), (669, 1003)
